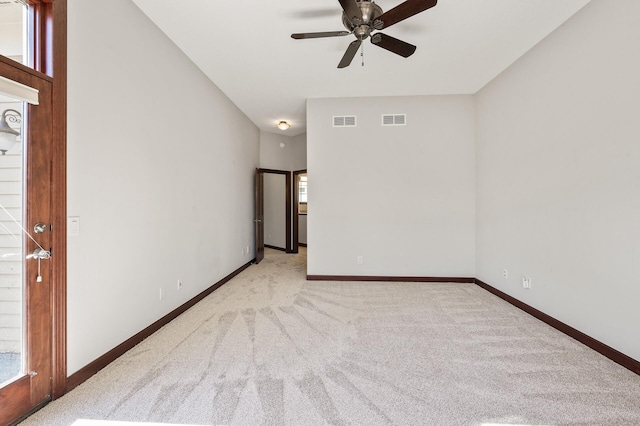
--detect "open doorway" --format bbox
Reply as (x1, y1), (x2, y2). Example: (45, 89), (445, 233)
(254, 168), (292, 264)
(293, 169), (307, 254)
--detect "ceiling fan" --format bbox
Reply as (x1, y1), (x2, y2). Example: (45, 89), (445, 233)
(291, 0), (438, 68)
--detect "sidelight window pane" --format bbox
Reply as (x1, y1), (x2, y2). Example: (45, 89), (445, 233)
(0, 94), (24, 385)
(0, 2), (29, 66)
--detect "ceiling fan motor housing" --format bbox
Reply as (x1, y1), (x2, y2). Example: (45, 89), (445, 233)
(291, 0), (438, 68)
(342, 1), (383, 40)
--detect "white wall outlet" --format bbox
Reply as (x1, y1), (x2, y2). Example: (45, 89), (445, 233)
(246, 245), (250, 254)
(502, 269), (508, 279)
(159, 287), (165, 300)
(522, 277), (531, 289)
(177, 280), (183, 291)
(357, 256), (363, 265)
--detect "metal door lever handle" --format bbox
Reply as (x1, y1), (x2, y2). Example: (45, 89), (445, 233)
(26, 248), (51, 260)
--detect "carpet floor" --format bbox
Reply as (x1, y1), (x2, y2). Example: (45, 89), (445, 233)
(21, 248), (640, 425)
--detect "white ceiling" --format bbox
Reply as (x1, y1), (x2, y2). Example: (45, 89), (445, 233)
(132, 0), (591, 136)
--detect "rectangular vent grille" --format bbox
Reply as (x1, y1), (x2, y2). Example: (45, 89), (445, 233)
(333, 115), (357, 127)
(382, 114), (407, 126)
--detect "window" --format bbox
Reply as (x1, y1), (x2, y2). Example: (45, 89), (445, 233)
(0, 1), (29, 65)
(298, 174), (307, 214)
(299, 176), (307, 203)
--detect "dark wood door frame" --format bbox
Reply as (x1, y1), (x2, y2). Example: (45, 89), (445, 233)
(0, 40), (66, 425)
(49, 0), (68, 401)
(292, 169), (307, 254)
(257, 169), (292, 253)
(254, 169), (265, 264)
(0, 0), (67, 411)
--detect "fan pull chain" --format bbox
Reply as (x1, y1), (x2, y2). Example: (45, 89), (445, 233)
(361, 42), (365, 67)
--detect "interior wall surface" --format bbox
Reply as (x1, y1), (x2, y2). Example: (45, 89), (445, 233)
(67, 0), (259, 374)
(307, 95), (476, 277)
(259, 130), (306, 171)
(290, 133), (307, 172)
(475, 0), (640, 360)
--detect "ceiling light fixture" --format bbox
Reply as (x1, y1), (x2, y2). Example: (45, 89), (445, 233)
(0, 109), (21, 155)
(277, 121), (290, 131)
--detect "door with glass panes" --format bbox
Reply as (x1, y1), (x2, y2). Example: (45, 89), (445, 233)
(0, 47), (54, 426)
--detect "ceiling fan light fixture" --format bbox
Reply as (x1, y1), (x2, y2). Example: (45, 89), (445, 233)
(277, 121), (291, 130)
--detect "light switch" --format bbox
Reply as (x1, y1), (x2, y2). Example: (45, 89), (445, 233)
(68, 216), (80, 236)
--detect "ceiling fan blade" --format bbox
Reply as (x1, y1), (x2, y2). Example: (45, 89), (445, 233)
(375, 0), (437, 30)
(338, 0), (363, 25)
(290, 9), (341, 19)
(291, 31), (351, 39)
(338, 39), (362, 68)
(371, 33), (416, 58)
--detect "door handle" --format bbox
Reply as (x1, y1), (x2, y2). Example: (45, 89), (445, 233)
(254, 219), (262, 223)
(26, 248), (51, 260)
(26, 248), (51, 283)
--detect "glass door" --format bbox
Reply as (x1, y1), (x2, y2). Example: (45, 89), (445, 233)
(0, 67), (53, 424)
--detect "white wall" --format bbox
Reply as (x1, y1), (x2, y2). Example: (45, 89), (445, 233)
(299, 215), (307, 245)
(307, 96), (476, 277)
(290, 133), (307, 172)
(259, 130), (306, 171)
(67, 0), (259, 374)
(476, 0), (640, 360)
(263, 173), (286, 249)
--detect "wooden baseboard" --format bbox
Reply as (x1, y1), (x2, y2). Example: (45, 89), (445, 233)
(8, 397), (50, 426)
(264, 244), (287, 252)
(474, 279), (640, 376)
(307, 275), (475, 283)
(66, 261), (253, 391)
(65, 266), (638, 391)
(299, 243), (308, 247)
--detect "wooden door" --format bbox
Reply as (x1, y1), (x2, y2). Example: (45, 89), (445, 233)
(254, 168), (265, 264)
(0, 62), (54, 425)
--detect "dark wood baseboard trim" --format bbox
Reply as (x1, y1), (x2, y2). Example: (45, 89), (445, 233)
(66, 261), (253, 391)
(299, 243), (308, 247)
(307, 275), (475, 283)
(8, 397), (51, 426)
(265, 244), (287, 252)
(475, 279), (640, 376)
(64, 267), (639, 390)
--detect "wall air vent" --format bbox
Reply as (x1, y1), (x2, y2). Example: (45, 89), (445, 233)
(382, 114), (407, 126)
(333, 115), (357, 127)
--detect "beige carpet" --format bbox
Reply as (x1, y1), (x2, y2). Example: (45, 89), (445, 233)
(21, 248), (640, 425)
